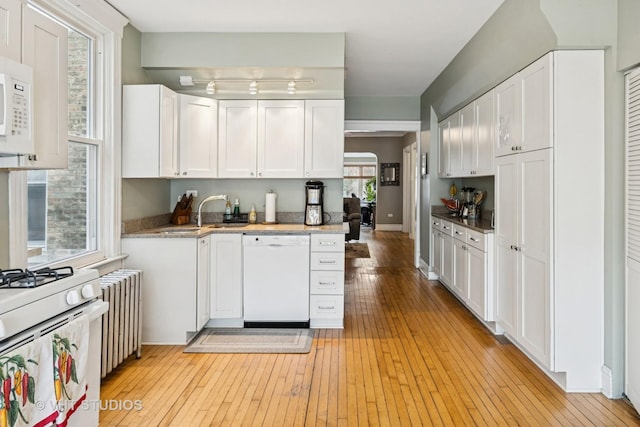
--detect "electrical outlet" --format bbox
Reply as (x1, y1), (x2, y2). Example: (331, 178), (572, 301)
(186, 190), (198, 198)
(387, 213), (393, 217)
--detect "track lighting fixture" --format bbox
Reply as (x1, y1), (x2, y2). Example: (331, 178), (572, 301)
(249, 81), (258, 95)
(178, 76), (313, 95)
(205, 81), (215, 95)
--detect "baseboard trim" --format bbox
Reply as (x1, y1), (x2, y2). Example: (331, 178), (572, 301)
(375, 224), (403, 231)
(601, 365), (614, 398)
(418, 258), (438, 280)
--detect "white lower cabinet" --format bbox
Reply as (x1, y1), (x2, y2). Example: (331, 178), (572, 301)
(440, 220), (454, 286)
(432, 215), (494, 323)
(430, 217), (444, 277)
(122, 236), (208, 345)
(309, 234), (345, 328)
(196, 236), (211, 330)
(209, 233), (243, 326)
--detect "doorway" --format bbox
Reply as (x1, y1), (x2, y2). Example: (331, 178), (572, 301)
(344, 120), (422, 267)
(343, 152), (377, 229)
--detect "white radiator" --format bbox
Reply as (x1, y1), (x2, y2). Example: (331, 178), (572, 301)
(99, 269), (142, 378)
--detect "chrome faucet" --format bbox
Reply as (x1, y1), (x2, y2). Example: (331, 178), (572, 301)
(196, 194), (229, 227)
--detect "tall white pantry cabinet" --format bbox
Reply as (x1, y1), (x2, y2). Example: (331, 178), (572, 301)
(494, 50), (604, 391)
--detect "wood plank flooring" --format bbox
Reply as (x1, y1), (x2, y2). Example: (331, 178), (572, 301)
(100, 229), (640, 426)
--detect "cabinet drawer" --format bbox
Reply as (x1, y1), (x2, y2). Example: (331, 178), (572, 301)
(310, 270), (345, 294)
(311, 252), (345, 270)
(310, 295), (345, 318)
(452, 224), (467, 241)
(431, 216), (442, 230)
(441, 220), (454, 236)
(466, 228), (486, 251)
(311, 234), (345, 252)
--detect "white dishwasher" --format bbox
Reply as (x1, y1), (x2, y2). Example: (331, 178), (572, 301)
(242, 234), (310, 327)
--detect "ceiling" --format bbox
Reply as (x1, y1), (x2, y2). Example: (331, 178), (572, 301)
(106, 0), (503, 99)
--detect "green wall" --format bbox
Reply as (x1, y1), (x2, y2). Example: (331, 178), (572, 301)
(120, 25), (171, 222)
(420, 0), (638, 397)
(345, 96), (421, 121)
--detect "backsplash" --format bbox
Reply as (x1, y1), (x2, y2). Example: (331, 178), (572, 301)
(122, 210), (343, 234)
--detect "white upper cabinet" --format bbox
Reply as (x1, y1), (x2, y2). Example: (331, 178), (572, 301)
(438, 114), (460, 178)
(494, 73), (520, 157)
(218, 100), (257, 178)
(0, 4), (68, 169)
(495, 53), (552, 156)
(438, 119), (449, 178)
(122, 85), (179, 178)
(520, 54), (552, 153)
(448, 112), (462, 177)
(258, 100), (304, 178)
(123, 87), (218, 178)
(304, 100), (344, 178)
(179, 94), (218, 178)
(474, 90), (495, 175)
(219, 99), (343, 179)
(0, 0), (21, 62)
(18, 6), (68, 169)
(438, 90), (494, 178)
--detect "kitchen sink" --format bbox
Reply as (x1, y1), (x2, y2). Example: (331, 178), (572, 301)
(152, 223), (249, 234)
(204, 223), (249, 229)
(154, 227), (200, 234)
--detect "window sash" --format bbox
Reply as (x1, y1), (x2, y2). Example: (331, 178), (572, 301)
(8, 0), (123, 270)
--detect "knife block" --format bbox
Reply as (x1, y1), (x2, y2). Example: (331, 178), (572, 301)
(170, 203), (191, 225)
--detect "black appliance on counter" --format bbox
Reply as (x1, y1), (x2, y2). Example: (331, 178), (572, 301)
(304, 180), (325, 226)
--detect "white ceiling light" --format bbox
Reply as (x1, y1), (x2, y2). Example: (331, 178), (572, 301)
(179, 75), (194, 86)
(205, 81), (215, 95)
(249, 81), (258, 95)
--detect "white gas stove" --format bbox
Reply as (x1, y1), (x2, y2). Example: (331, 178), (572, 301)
(0, 266), (108, 427)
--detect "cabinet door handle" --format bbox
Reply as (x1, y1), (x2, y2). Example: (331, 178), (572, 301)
(469, 237), (479, 242)
(319, 241), (336, 246)
(443, 225), (450, 230)
(318, 305), (335, 310)
(510, 245), (515, 250)
(455, 231), (464, 236)
(250, 172), (255, 176)
(318, 281), (336, 286)
(319, 260), (336, 264)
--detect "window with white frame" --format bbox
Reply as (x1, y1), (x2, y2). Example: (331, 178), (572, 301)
(27, 23), (99, 267)
(9, 0), (125, 269)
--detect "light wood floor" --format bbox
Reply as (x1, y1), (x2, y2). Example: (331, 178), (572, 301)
(101, 229), (640, 426)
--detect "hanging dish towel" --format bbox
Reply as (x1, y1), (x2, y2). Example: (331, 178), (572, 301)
(51, 315), (89, 427)
(0, 334), (58, 427)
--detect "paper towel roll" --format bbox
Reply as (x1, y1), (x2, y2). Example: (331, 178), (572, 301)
(265, 191), (277, 223)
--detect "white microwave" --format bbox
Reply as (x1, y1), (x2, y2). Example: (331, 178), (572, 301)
(0, 56), (33, 156)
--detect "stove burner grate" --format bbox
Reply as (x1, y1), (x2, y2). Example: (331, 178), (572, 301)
(0, 266), (74, 288)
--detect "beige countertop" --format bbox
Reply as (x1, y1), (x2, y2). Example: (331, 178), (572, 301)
(122, 222), (346, 238)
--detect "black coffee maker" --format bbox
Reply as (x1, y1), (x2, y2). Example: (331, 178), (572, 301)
(304, 180), (325, 226)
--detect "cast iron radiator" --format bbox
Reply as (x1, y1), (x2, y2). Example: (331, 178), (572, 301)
(99, 269), (142, 378)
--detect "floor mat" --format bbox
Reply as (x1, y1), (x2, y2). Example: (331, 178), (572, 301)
(345, 242), (370, 258)
(184, 328), (314, 354)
